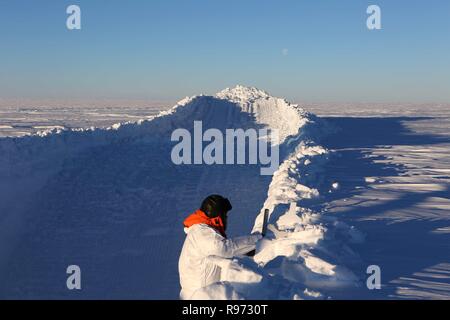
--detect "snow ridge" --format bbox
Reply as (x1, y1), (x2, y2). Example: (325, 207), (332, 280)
(0, 86), (362, 299)
(193, 86), (363, 299)
(217, 85), (271, 102)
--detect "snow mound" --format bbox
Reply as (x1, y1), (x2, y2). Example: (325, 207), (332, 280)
(217, 86), (313, 144)
(0, 85), (362, 299)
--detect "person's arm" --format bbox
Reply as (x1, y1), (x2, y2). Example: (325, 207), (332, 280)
(195, 226), (261, 258)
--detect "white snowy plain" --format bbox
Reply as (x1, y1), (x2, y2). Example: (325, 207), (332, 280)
(0, 86), (449, 299)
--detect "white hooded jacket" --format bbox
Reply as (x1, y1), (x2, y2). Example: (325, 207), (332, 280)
(178, 223), (261, 300)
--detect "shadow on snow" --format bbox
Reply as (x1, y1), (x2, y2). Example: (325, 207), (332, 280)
(318, 116), (450, 299)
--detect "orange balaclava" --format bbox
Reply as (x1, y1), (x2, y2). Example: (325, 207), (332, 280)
(183, 209), (227, 238)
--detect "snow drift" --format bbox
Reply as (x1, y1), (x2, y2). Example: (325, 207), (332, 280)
(0, 86), (362, 299)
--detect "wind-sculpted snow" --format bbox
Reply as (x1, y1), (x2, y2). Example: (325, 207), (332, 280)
(0, 86), (361, 299)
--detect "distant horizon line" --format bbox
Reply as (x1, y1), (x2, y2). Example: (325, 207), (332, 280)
(1, 97), (449, 109)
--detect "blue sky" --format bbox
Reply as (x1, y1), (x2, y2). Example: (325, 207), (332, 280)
(0, 0), (449, 103)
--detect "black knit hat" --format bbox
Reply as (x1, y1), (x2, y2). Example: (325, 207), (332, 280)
(200, 195), (232, 218)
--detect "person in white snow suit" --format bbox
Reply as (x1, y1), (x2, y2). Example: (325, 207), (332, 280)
(178, 194), (261, 300)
